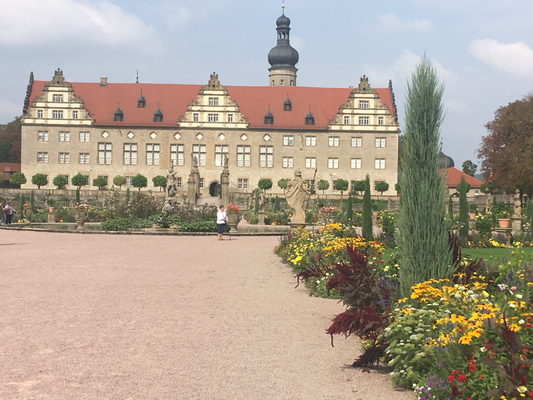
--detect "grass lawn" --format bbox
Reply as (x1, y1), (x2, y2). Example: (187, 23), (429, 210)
(461, 247), (515, 266)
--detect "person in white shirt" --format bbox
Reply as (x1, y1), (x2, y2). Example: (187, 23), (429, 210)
(216, 205), (227, 241)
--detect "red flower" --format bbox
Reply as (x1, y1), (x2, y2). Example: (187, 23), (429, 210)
(524, 349), (530, 353)
(458, 374), (467, 383)
(522, 354), (527, 360)
(479, 374), (485, 379)
(525, 323), (533, 328)
(448, 375), (455, 382)
(468, 363), (476, 372)
(529, 392), (533, 398)
(527, 317), (533, 322)
(521, 375), (527, 385)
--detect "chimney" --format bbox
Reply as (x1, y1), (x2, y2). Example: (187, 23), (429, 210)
(100, 77), (108, 87)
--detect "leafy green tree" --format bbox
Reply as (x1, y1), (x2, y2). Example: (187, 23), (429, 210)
(113, 175), (127, 190)
(374, 181), (389, 195)
(396, 56), (452, 292)
(478, 94), (533, 197)
(457, 177), (471, 239)
(0, 117), (21, 163)
(72, 173), (87, 189)
(317, 179), (329, 195)
(334, 178), (349, 199)
(362, 175), (373, 240)
(9, 172), (26, 186)
(93, 176), (107, 190)
(353, 180), (365, 195)
(52, 175), (68, 189)
(258, 178), (273, 192)
(395, 182), (401, 193)
(277, 178), (289, 194)
(31, 173), (48, 189)
(479, 182), (490, 194)
(152, 175), (167, 191)
(462, 160), (477, 177)
(448, 196), (454, 220)
(132, 174), (148, 191)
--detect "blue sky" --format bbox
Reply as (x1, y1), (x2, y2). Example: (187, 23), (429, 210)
(1, 0), (532, 170)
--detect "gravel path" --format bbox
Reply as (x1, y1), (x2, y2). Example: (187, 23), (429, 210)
(0, 230), (415, 400)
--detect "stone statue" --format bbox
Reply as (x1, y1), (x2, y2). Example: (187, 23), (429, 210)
(285, 170), (310, 224)
(486, 195), (492, 213)
(166, 166), (177, 197)
(258, 190), (265, 211)
(223, 154), (229, 168)
(514, 189), (521, 217)
(192, 155), (198, 168)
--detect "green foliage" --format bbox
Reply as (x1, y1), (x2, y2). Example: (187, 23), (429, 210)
(448, 196), (454, 218)
(492, 200), (510, 218)
(152, 175), (167, 191)
(462, 160), (478, 177)
(396, 56), (452, 292)
(93, 176), (107, 190)
(479, 182), (490, 194)
(9, 172), (26, 185)
(71, 173), (87, 189)
(113, 175), (127, 189)
(346, 195), (353, 221)
(30, 190), (35, 211)
(179, 220), (220, 232)
(353, 180), (365, 195)
(274, 195), (280, 211)
(380, 211), (396, 239)
(129, 192), (159, 219)
(317, 179), (329, 194)
(362, 175), (373, 240)
(334, 178), (349, 195)
(374, 180), (389, 195)
(277, 178), (289, 192)
(126, 187), (130, 204)
(469, 203), (477, 213)
(474, 213), (494, 238)
(526, 198), (533, 228)
(458, 177), (470, 239)
(31, 173), (48, 189)
(101, 217), (153, 231)
(104, 188), (129, 219)
(254, 190), (259, 213)
(395, 182), (401, 193)
(52, 175), (68, 189)
(0, 117), (21, 163)
(131, 173), (147, 191)
(258, 178), (273, 191)
(75, 188), (80, 203)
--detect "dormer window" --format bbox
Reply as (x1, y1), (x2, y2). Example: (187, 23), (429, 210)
(153, 106), (163, 123)
(283, 97), (292, 111)
(113, 106), (123, 122)
(264, 109), (274, 125)
(305, 111), (315, 126)
(138, 93), (145, 108)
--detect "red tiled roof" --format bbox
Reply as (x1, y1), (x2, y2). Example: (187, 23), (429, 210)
(28, 81), (396, 130)
(0, 162), (21, 180)
(441, 167), (483, 189)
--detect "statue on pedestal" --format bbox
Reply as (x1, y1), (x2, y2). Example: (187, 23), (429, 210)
(514, 189), (521, 217)
(286, 170), (310, 225)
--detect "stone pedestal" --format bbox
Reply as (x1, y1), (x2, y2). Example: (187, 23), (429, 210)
(221, 167), (230, 206)
(187, 174), (197, 205)
(511, 216), (522, 233)
(75, 210), (87, 231)
(258, 211), (265, 225)
(227, 212), (240, 233)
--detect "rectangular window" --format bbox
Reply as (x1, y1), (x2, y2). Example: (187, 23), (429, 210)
(227, 114), (233, 122)
(328, 158), (339, 169)
(283, 135), (294, 146)
(328, 136), (339, 147)
(259, 146), (273, 168)
(351, 137), (362, 147)
(124, 143), (138, 165)
(238, 178), (248, 189)
(79, 153), (90, 164)
(52, 110), (63, 119)
(378, 116), (384, 125)
(38, 131), (48, 141)
(192, 144), (206, 166)
(307, 180), (315, 191)
(170, 144), (184, 166)
(282, 157), (293, 168)
(359, 100), (369, 109)
(37, 110), (43, 118)
(193, 113), (199, 122)
(126, 176), (132, 187)
(198, 178), (204, 188)
(59, 152), (70, 164)
(208, 97), (219, 106)
(375, 158), (386, 169)
(72, 110), (78, 119)
(208, 114), (219, 122)
(305, 157), (316, 169)
(359, 116), (369, 125)
(146, 143), (160, 166)
(59, 131), (70, 142)
(215, 145), (229, 167)
(83, 175), (89, 186)
(98, 142), (112, 165)
(37, 152), (48, 163)
(305, 136), (316, 147)
(344, 116), (350, 125)
(375, 138), (386, 148)
(237, 145), (251, 167)
(176, 177), (182, 188)
(53, 94), (63, 102)
(351, 158), (362, 169)
(79, 131), (90, 142)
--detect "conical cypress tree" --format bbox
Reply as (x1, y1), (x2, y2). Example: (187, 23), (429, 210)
(274, 195), (280, 212)
(346, 195), (354, 222)
(362, 175), (373, 240)
(396, 56), (452, 292)
(457, 177), (471, 239)
(30, 190), (35, 211)
(254, 190), (259, 213)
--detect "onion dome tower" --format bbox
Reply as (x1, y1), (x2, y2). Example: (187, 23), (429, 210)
(268, 3), (299, 86)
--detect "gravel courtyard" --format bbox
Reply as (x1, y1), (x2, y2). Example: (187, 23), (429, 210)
(0, 230), (414, 400)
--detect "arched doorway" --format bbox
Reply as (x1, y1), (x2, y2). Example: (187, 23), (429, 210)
(209, 181), (220, 197)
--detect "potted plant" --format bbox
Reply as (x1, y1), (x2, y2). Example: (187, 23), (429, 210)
(497, 209), (511, 229)
(74, 203), (89, 230)
(226, 204), (241, 232)
(469, 203), (477, 220)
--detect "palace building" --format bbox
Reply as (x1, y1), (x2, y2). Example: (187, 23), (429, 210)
(20, 8), (399, 197)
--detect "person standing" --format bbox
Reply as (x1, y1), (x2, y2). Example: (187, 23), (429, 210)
(216, 205), (227, 241)
(4, 202), (15, 225)
(0, 203), (5, 225)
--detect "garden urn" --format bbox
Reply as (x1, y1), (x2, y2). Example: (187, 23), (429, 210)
(75, 209), (88, 231)
(227, 211), (241, 233)
(23, 205), (32, 223)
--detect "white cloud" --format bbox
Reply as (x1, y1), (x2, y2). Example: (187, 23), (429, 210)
(378, 14), (433, 33)
(469, 39), (533, 77)
(0, 0), (162, 53)
(163, 3), (193, 30)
